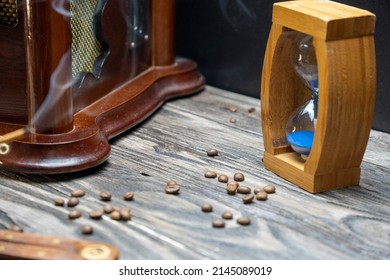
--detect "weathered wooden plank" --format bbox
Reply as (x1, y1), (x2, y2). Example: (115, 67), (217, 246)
(0, 86), (389, 259)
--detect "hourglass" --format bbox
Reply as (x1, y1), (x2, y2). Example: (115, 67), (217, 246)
(261, 0), (376, 193)
(286, 35), (318, 159)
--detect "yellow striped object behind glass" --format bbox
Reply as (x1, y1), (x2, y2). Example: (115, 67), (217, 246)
(70, 0), (101, 79)
(0, 0), (18, 28)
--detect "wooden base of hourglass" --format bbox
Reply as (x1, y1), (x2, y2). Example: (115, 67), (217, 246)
(261, 0), (376, 193)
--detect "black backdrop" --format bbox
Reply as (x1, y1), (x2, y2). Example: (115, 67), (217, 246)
(176, 0), (390, 133)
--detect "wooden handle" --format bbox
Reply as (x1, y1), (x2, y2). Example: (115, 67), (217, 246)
(0, 230), (119, 260)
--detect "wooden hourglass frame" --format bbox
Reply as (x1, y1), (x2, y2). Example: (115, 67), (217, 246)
(261, 0), (376, 193)
(0, 0), (205, 173)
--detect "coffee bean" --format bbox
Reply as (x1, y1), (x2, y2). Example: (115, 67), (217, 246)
(165, 184), (180, 195)
(207, 149), (218, 157)
(237, 186), (251, 194)
(233, 172), (245, 182)
(120, 207), (131, 214)
(120, 210), (131, 221)
(9, 225), (23, 232)
(67, 197), (79, 207)
(103, 204), (115, 214)
(68, 210), (82, 220)
(248, 107), (256, 113)
(212, 219), (225, 228)
(226, 105), (238, 112)
(110, 210), (121, 221)
(218, 175), (229, 183)
(242, 194), (254, 204)
(167, 180), (177, 186)
(123, 191), (134, 201)
(99, 191), (112, 201)
(237, 217), (251, 226)
(229, 117), (236, 123)
(263, 184), (276, 194)
(221, 211), (233, 220)
(81, 225), (93, 235)
(226, 181), (239, 195)
(71, 189), (85, 198)
(255, 191), (268, 201)
(204, 171), (217, 178)
(253, 187), (264, 194)
(53, 197), (65, 206)
(201, 203), (213, 212)
(89, 209), (103, 220)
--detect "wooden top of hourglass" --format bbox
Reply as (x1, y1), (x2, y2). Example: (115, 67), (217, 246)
(273, 0), (376, 40)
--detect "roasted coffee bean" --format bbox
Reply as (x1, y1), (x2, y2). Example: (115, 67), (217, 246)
(67, 197), (79, 207)
(226, 105), (238, 112)
(53, 197), (65, 207)
(68, 210), (82, 220)
(165, 184), (180, 195)
(253, 187), (264, 194)
(99, 191), (112, 201)
(255, 191), (268, 201)
(123, 191), (134, 201)
(110, 210), (121, 221)
(9, 225), (23, 232)
(233, 172), (245, 182)
(103, 204), (115, 214)
(201, 203), (213, 212)
(226, 182), (239, 195)
(236, 216), (251, 226)
(120, 210), (131, 221)
(167, 180), (177, 186)
(237, 186), (251, 194)
(207, 149), (218, 157)
(204, 171), (217, 178)
(71, 189), (85, 198)
(81, 225), (93, 235)
(248, 107), (256, 113)
(242, 194), (254, 204)
(218, 175), (229, 183)
(221, 211), (233, 220)
(229, 117), (236, 123)
(89, 209), (103, 220)
(212, 219), (225, 228)
(263, 184), (276, 194)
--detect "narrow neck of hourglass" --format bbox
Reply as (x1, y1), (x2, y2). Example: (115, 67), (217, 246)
(310, 79), (319, 120)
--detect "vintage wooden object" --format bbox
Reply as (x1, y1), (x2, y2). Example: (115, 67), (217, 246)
(0, 0), (204, 173)
(261, 0), (376, 193)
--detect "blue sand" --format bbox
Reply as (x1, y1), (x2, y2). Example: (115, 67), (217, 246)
(287, 130), (314, 155)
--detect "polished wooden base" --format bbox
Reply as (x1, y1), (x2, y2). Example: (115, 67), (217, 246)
(0, 58), (204, 174)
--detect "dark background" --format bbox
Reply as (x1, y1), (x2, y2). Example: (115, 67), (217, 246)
(176, 0), (390, 133)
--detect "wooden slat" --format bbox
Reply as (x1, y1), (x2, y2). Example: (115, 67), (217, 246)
(0, 86), (389, 259)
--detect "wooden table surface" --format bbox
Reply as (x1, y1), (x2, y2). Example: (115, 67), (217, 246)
(0, 86), (389, 260)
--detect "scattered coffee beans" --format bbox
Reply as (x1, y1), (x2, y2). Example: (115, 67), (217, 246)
(68, 210), (82, 220)
(165, 184), (180, 195)
(212, 219), (225, 228)
(221, 211), (233, 220)
(110, 210), (121, 221)
(255, 191), (268, 201)
(242, 194), (255, 204)
(218, 175), (229, 183)
(67, 197), (79, 207)
(89, 209), (103, 220)
(53, 197), (65, 206)
(233, 172), (245, 182)
(248, 107), (256, 113)
(263, 184), (276, 194)
(166, 180), (177, 186)
(226, 181), (239, 195)
(201, 203), (213, 212)
(237, 186), (251, 194)
(204, 171), (217, 178)
(103, 204), (115, 214)
(123, 191), (134, 201)
(236, 217), (251, 226)
(9, 225), (23, 232)
(81, 225), (93, 235)
(71, 189), (85, 198)
(99, 191), (112, 201)
(207, 149), (218, 157)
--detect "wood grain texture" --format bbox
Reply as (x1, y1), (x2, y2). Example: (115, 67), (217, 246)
(0, 86), (389, 259)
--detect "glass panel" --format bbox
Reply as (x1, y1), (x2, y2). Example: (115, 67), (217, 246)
(0, 0), (18, 28)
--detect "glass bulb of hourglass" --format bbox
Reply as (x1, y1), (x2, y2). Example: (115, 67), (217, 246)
(286, 35), (318, 159)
